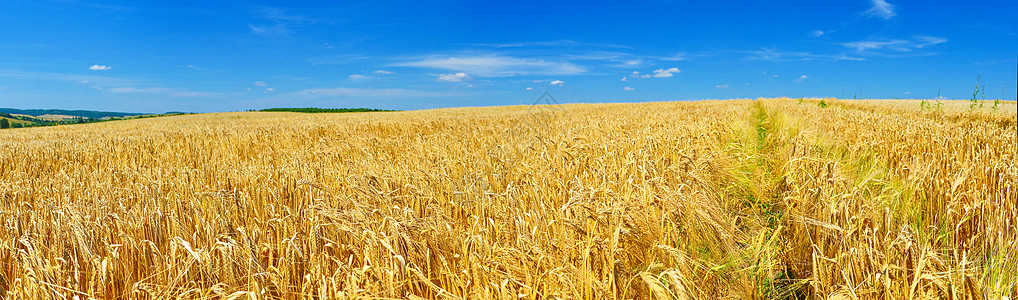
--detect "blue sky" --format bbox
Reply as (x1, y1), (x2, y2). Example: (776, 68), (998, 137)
(1, 0), (1015, 113)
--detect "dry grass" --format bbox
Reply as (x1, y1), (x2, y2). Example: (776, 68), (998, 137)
(0, 98), (1015, 299)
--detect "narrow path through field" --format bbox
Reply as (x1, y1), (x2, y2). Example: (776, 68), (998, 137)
(711, 100), (798, 298)
(716, 98), (1011, 298)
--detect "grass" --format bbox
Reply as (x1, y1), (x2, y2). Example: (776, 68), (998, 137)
(0, 98), (1015, 299)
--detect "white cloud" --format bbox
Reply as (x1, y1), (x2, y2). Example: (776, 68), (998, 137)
(652, 67), (680, 78)
(623, 86), (634, 91)
(254, 81), (267, 87)
(89, 65), (111, 71)
(550, 80), (564, 86)
(348, 74), (369, 80)
(620, 76), (627, 81)
(264, 87), (275, 93)
(526, 87), (533, 91)
(394, 55), (585, 77)
(627, 69), (680, 80)
(78, 80), (89, 83)
(864, 0), (896, 20)
(811, 30), (825, 37)
(437, 72), (471, 82)
(795, 75), (808, 83)
(715, 84), (730, 88)
(373, 70), (394, 74)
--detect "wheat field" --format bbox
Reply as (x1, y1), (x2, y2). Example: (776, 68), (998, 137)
(0, 98), (1015, 299)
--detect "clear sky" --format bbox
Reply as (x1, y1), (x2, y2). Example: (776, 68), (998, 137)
(1, 0), (1016, 113)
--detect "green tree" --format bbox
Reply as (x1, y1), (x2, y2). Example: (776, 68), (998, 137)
(0, 118), (9, 129)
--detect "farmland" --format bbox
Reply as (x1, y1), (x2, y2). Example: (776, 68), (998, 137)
(0, 98), (1015, 299)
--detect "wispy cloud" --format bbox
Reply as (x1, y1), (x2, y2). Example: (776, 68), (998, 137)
(348, 74), (370, 80)
(0, 69), (133, 86)
(89, 65), (111, 70)
(623, 86), (634, 91)
(564, 51), (685, 68)
(109, 86), (222, 97)
(248, 5), (323, 37)
(746, 48), (864, 62)
(471, 40), (580, 48)
(550, 80), (564, 86)
(184, 64), (210, 71)
(794, 75), (808, 83)
(394, 54), (585, 77)
(254, 81), (267, 87)
(254, 6), (314, 23)
(842, 40), (909, 52)
(656, 53), (687, 61)
(811, 30), (825, 37)
(864, 0), (896, 20)
(913, 36), (948, 48)
(841, 36), (947, 54)
(373, 70), (394, 74)
(306, 54), (370, 66)
(108, 87), (169, 93)
(437, 72), (471, 82)
(715, 84), (729, 88)
(974, 57), (1018, 66)
(249, 23), (290, 36)
(293, 87), (467, 99)
(470, 40), (632, 49)
(747, 36), (943, 62)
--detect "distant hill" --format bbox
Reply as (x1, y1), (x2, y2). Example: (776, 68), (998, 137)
(0, 108), (145, 119)
(259, 107), (395, 113)
(0, 108), (190, 129)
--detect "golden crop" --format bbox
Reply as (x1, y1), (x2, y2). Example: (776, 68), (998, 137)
(0, 98), (1015, 299)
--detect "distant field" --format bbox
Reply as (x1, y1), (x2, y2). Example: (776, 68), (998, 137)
(0, 116), (33, 126)
(33, 114), (78, 121)
(0, 98), (1015, 298)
